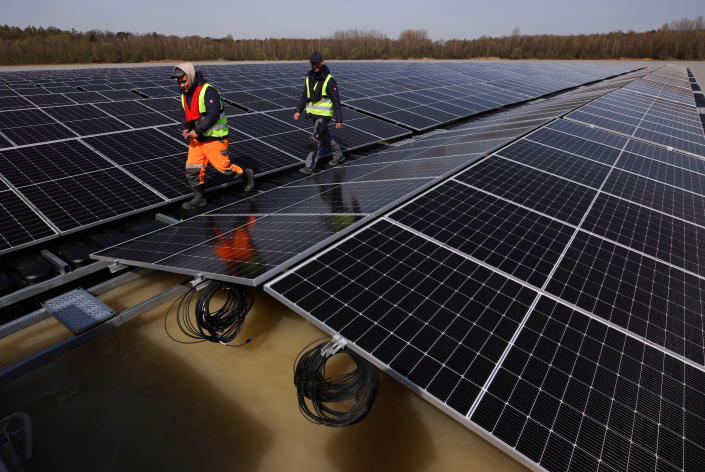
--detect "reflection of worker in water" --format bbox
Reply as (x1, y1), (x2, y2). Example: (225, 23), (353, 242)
(210, 214), (264, 272)
(318, 172), (361, 232)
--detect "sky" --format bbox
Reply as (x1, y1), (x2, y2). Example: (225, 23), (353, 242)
(1, 0), (703, 40)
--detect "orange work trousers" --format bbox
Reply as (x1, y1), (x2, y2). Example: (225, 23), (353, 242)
(185, 138), (243, 186)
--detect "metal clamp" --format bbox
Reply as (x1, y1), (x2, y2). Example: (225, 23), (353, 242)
(108, 262), (127, 274)
(321, 334), (348, 358)
(190, 275), (210, 291)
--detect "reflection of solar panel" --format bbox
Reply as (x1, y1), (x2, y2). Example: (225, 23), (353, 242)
(266, 65), (705, 472)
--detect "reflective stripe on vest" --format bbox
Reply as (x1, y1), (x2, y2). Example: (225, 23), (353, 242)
(181, 83), (228, 138)
(305, 74), (334, 117)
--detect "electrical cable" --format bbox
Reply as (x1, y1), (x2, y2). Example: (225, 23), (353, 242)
(164, 280), (253, 347)
(293, 338), (379, 427)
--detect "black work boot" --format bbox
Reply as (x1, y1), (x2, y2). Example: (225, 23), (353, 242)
(327, 140), (345, 167)
(182, 185), (206, 210)
(328, 153), (345, 167)
(244, 168), (255, 192)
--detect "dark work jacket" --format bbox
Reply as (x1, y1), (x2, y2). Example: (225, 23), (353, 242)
(296, 64), (343, 123)
(181, 70), (226, 141)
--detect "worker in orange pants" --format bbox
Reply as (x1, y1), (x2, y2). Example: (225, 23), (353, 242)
(172, 62), (254, 210)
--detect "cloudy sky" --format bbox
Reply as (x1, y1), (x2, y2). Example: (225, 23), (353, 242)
(2, 0), (702, 39)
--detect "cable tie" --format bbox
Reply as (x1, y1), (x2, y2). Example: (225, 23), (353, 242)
(321, 334), (348, 358)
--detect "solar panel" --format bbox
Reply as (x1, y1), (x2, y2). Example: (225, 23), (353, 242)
(340, 155), (473, 181)
(264, 109), (412, 145)
(93, 100), (176, 128)
(13, 87), (47, 96)
(623, 139), (705, 174)
(601, 169), (705, 227)
(42, 104), (130, 136)
(93, 157), (455, 283)
(80, 83), (114, 92)
(98, 90), (142, 101)
(0, 108), (77, 146)
(493, 140), (612, 188)
(582, 193), (705, 277)
(325, 125), (381, 150)
(0, 184), (57, 254)
(25, 93), (76, 107)
(268, 97), (300, 109)
(62, 91), (110, 104)
(135, 86), (174, 98)
(472, 296), (705, 472)
(228, 138), (302, 175)
(384, 110), (440, 130)
(0, 88), (19, 98)
(623, 78), (696, 106)
(230, 113), (299, 138)
(139, 97), (181, 114)
(238, 99), (282, 112)
(267, 218), (539, 413)
(389, 182), (574, 287)
(0, 140), (164, 232)
(456, 157), (597, 225)
(546, 230), (705, 362)
(82, 128), (185, 166)
(93, 214), (355, 284)
(566, 90), (705, 158)
(345, 116), (411, 140)
(82, 129), (191, 199)
(257, 129), (311, 158)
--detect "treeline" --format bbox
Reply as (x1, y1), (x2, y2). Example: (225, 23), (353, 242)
(1, 16), (704, 64)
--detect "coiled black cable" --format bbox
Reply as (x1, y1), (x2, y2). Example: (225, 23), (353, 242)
(165, 280), (253, 347)
(293, 338), (379, 427)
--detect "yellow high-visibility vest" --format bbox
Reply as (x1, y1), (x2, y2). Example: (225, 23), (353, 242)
(305, 74), (334, 117)
(181, 83), (228, 138)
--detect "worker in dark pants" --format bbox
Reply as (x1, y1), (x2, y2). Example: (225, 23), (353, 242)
(293, 52), (344, 174)
(172, 62), (255, 210)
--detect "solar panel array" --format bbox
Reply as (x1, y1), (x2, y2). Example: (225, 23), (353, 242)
(265, 65), (705, 471)
(92, 66), (645, 286)
(565, 65), (705, 158)
(0, 63), (425, 255)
